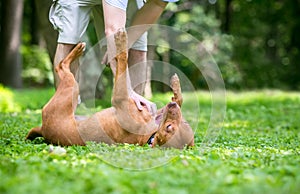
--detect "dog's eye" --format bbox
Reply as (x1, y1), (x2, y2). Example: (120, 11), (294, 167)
(166, 124), (173, 133)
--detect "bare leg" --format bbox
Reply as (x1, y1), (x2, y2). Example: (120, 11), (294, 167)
(131, 0), (167, 26)
(102, 1), (156, 114)
(125, 0), (167, 96)
(53, 43), (79, 88)
(128, 0), (167, 47)
(102, 0), (126, 76)
(128, 49), (147, 95)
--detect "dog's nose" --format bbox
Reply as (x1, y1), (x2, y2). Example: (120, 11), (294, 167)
(168, 102), (177, 108)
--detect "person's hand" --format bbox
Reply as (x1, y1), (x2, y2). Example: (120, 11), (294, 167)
(130, 91), (157, 115)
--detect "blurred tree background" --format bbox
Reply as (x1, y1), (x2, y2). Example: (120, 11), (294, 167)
(0, 0), (299, 92)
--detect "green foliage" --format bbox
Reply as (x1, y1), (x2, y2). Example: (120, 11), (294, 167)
(17, 0), (299, 90)
(0, 89), (300, 193)
(155, 0), (300, 89)
(0, 87), (54, 112)
(21, 45), (53, 86)
(13, 88), (54, 111)
(0, 85), (20, 112)
(225, 0), (300, 89)
(159, 3), (242, 89)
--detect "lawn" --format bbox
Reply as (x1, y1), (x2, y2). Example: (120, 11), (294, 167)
(0, 87), (300, 194)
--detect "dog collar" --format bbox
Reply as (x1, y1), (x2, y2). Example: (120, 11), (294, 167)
(147, 132), (156, 147)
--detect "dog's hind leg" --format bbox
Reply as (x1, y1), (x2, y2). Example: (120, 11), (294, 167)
(170, 74), (183, 107)
(26, 43), (86, 146)
(25, 127), (42, 141)
(56, 43), (85, 81)
(52, 43), (85, 113)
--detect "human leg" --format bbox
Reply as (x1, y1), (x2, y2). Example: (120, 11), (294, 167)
(127, 49), (147, 95)
(102, 0), (127, 75)
(97, 1), (147, 89)
(126, 0), (148, 95)
(101, 0), (155, 113)
(126, 0), (171, 95)
(127, 0), (168, 47)
(130, 0), (168, 26)
(49, 0), (93, 88)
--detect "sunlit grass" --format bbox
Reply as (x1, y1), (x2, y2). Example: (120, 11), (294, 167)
(0, 88), (299, 193)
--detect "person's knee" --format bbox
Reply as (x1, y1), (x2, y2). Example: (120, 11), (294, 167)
(61, 43), (76, 52)
(55, 44), (76, 63)
(56, 43), (76, 55)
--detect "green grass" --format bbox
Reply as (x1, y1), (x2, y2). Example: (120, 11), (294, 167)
(0, 88), (300, 194)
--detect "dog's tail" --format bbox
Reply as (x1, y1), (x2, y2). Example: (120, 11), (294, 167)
(25, 127), (42, 141)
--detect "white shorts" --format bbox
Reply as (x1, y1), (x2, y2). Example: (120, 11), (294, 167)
(105, 0), (128, 11)
(49, 0), (147, 51)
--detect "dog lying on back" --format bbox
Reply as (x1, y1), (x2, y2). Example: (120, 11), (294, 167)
(26, 30), (194, 149)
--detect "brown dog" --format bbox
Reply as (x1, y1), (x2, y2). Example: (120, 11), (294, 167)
(26, 30), (194, 149)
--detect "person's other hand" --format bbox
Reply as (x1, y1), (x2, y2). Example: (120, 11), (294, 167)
(130, 91), (157, 115)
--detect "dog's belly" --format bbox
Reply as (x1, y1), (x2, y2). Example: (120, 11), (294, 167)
(77, 107), (155, 145)
(77, 108), (116, 144)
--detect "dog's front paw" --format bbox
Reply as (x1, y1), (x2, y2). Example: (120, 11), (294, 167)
(114, 28), (128, 54)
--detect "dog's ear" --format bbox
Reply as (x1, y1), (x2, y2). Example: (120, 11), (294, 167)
(178, 121), (194, 148)
(25, 127), (42, 141)
(170, 74), (182, 107)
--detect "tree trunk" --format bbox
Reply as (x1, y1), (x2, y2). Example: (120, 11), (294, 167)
(223, 0), (232, 33)
(0, 0), (24, 88)
(30, 0), (40, 45)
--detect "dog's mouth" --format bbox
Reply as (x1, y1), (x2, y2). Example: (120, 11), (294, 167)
(167, 102), (177, 108)
(155, 102), (181, 125)
(165, 102), (181, 120)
